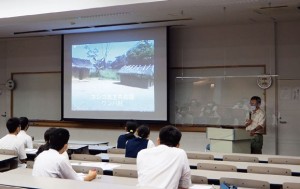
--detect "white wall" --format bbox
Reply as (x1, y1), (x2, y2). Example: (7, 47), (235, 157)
(0, 21), (299, 153)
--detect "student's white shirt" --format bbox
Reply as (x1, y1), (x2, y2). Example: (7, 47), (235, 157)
(17, 130), (33, 149)
(32, 149), (83, 181)
(137, 144), (191, 189)
(0, 134), (27, 161)
(147, 139), (155, 148)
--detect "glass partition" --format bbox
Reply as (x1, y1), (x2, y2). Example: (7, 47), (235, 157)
(169, 66), (266, 126)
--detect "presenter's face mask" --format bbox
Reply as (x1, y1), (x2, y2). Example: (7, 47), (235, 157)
(250, 105), (256, 111)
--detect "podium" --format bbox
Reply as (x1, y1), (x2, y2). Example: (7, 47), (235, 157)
(207, 127), (251, 153)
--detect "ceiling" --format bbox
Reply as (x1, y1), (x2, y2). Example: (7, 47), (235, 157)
(0, 0), (299, 38)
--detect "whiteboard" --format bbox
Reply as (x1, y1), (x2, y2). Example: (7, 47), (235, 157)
(12, 72), (61, 120)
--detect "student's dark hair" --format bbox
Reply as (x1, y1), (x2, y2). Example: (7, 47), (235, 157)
(159, 125), (182, 147)
(6, 117), (20, 133)
(251, 96), (261, 104)
(126, 120), (137, 134)
(137, 125), (150, 139)
(44, 128), (57, 142)
(49, 128), (70, 151)
(19, 117), (29, 130)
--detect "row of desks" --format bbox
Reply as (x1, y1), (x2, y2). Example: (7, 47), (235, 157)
(96, 153), (300, 175)
(4, 168), (253, 189)
(111, 163), (300, 188)
(188, 151), (300, 163)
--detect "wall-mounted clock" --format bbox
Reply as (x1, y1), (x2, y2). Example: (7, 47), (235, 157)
(257, 76), (272, 89)
(5, 79), (15, 90)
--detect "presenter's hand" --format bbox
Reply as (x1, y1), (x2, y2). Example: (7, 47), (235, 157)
(250, 130), (256, 136)
(245, 119), (252, 126)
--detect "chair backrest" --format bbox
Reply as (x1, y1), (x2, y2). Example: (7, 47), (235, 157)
(191, 175), (208, 184)
(220, 177), (270, 189)
(282, 182), (300, 189)
(113, 168), (137, 178)
(268, 157), (300, 165)
(109, 157), (136, 164)
(71, 154), (101, 162)
(26, 160), (34, 169)
(247, 165), (292, 176)
(197, 163), (237, 172)
(0, 149), (17, 156)
(72, 165), (103, 175)
(187, 153), (214, 160)
(223, 155), (259, 163)
(107, 148), (125, 154)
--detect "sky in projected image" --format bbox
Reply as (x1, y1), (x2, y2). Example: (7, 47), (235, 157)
(71, 40), (155, 112)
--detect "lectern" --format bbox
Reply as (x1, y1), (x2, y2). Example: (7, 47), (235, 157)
(207, 127), (252, 153)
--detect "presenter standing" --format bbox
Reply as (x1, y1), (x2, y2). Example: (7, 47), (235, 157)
(245, 96), (265, 154)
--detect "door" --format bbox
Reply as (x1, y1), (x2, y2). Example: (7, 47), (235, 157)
(278, 80), (300, 156)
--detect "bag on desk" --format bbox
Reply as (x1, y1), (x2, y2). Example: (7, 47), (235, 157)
(220, 182), (238, 189)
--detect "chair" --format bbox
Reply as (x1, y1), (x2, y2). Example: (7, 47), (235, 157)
(71, 154), (101, 162)
(109, 157), (136, 164)
(220, 177), (270, 189)
(191, 175), (208, 184)
(282, 182), (300, 189)
(113, 168), (138, 178)
(187, 152), (214, 160)
(26, 160), (34, 169)
(268, 157), (300, 165)
(72, 165), (103, 174)
(247, 165), (292, 176)
(107, 148), (125, 154)
(197, 163), (237, 172)
(223, 155), (259, 163)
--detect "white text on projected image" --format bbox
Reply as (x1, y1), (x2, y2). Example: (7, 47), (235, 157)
(71, 40), (155, 112)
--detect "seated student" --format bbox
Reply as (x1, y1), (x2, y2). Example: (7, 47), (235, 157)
(36, 128), (69, 161)
(125, 125), (155, 158)
(137, 125), (191, 189)
(117, 120), (137, 149)
(0, 117), (27, 163)
(36, 127), (56, 156)
(33, 128), (97, 181)
(17, 117), (33, 149)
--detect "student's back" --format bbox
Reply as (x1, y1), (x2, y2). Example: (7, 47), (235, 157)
(137, 125), (191, 189)
(0, 118), (27, 163)
(17, 117), (33, 149)
(117, 133), (135, 149)
(125, 138), (148, 158)
(117, 121), (137, 149)
(125, 125), (154, 158)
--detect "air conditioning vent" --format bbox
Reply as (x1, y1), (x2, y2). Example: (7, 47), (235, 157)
(14, 30), (49, 35)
